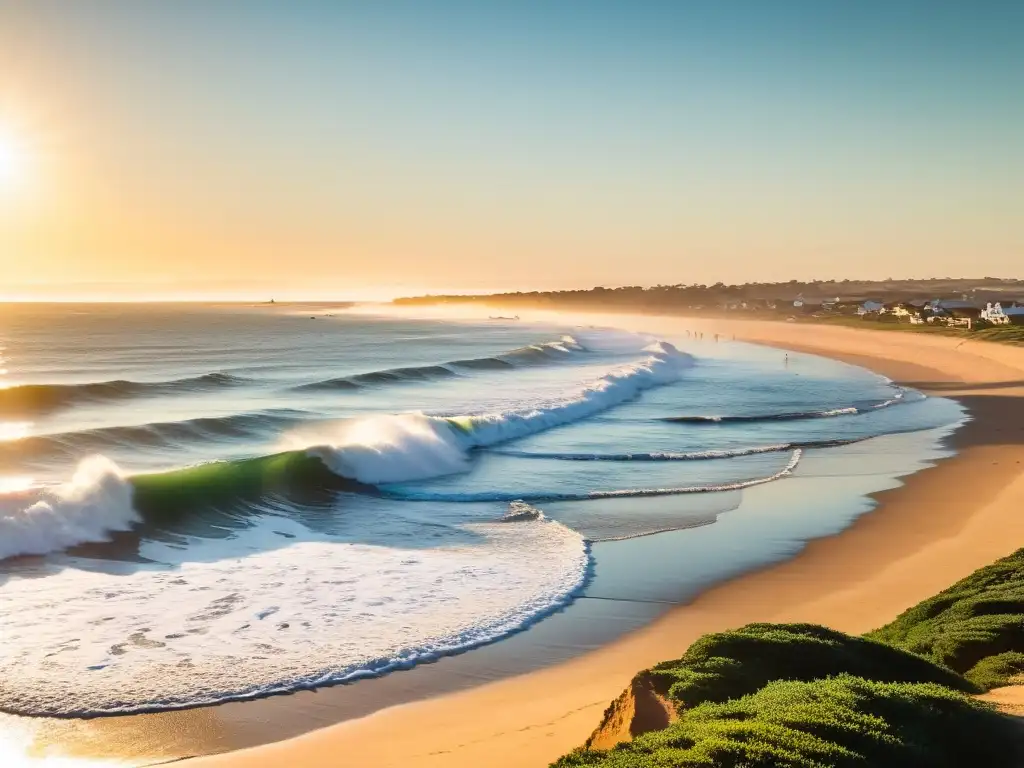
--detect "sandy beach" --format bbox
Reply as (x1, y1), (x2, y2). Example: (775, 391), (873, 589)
(173, 313), (1024, 768)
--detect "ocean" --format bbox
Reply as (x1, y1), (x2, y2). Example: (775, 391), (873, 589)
(0, 303), (964, 720)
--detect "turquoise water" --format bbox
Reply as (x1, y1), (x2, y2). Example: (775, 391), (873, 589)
(0, 304), (964, 716)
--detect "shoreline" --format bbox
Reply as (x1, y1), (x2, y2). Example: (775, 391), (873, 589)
(181, 312), (1024, 768)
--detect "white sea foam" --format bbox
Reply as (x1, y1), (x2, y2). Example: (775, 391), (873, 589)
(0, 513), (589, 715)
(0, 456), (136, 561)
(295, 341), (693, 485)
(305, 414), (471, 484)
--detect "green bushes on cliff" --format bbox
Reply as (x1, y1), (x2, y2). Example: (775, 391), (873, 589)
(556, 675), (1019, 768)
(868, 547), (1024, 690)
(555, 548), (1024, 766)
(648, 623), (975, 709)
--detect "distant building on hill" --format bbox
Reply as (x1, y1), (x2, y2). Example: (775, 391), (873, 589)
(857, 300), (885, 315)
(982, 303), (1010, 324)
(927, 300), (982, 327)
(933, 299), (982, 312)
(888, 303), (921, 321)
(983, 302), (1024, 325)
(792, 294), (840, 313)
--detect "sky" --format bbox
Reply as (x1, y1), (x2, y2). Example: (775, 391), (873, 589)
(0, 0), (1021, 300)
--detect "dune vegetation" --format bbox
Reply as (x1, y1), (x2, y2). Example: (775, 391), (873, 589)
(644, 622), (974, 708)
(868, 547), (1024, 690)
(555, 548), (1024, 767)
(558, 675), (1014, 768)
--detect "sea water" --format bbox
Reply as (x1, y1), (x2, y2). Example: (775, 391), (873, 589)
(0, 304), (964, 716)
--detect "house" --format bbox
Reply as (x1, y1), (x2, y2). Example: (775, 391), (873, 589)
(832, 301), (861, 315)
(792, 294), (824, 314)
(857, 300), (885, 316)
(940, 305), (982, 327)
(982, 302), (1012, 324)
(934, 299), (982, 313)
(889, 303), (921, 322)
(946, 309), (979, 327)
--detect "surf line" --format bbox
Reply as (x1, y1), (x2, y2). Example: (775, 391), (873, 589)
(381, 450), (803, 503)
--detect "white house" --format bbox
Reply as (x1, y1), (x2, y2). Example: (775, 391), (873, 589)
(889, 303), (919, 320)
(982, 302), (1011, 324)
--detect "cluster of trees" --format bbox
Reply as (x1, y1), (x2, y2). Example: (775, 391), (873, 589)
(393, 278), (1024, 314)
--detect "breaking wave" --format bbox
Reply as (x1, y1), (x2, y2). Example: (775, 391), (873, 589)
(0, 457), (137, 561)
(0, 341), (691, 561)
(300, 341), (691, 484)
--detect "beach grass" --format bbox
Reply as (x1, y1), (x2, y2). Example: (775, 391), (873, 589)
(556, 675), (1018, 768)
(867, 547), (1024, 690)
(647, 622), (975, 710)
(556, 551), (1024, 766)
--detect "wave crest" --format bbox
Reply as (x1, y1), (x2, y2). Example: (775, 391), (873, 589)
(292, 335), (586, 392)
(0, 373), (249, 417)
(0, 457), (136, 560)
(5, 410), (311, 462)
(296, 341), (692, 484)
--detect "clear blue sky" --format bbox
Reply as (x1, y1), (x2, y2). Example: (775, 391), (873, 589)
(0, 1), (1021, 298)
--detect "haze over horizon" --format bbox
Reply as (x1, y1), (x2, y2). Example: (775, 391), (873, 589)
(1, 1), (1021, 301)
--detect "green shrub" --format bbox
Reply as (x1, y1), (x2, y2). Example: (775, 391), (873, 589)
(647, 623), (975, 709)
(869, 548), (1024, 688)
(553, 675), (1019, 768)
(966, 652), (1024, 691)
